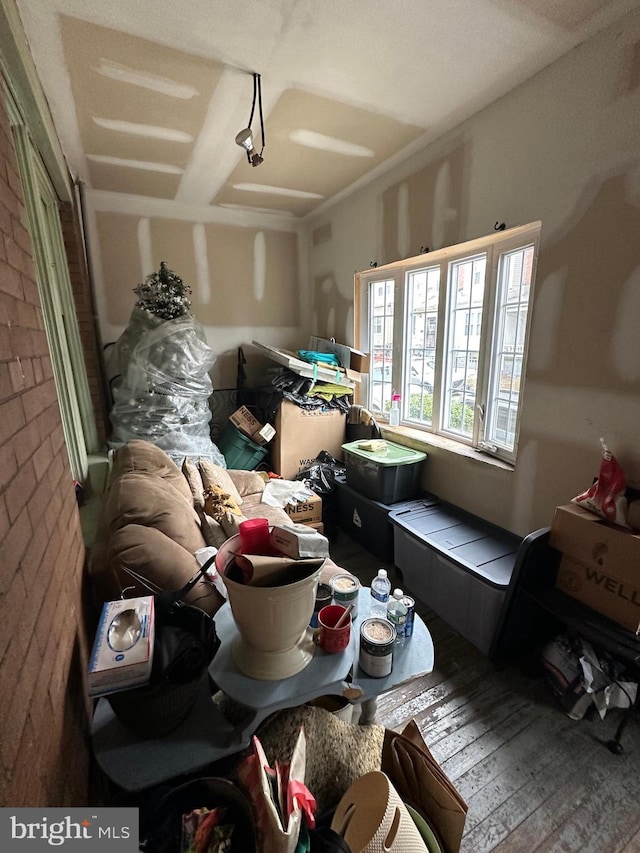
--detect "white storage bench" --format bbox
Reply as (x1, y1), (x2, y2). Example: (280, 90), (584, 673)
(389, 499), (522, 656)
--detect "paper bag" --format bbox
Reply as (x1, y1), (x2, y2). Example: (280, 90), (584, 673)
(237, 727), (315, 853)
(381, 721), (467, 853)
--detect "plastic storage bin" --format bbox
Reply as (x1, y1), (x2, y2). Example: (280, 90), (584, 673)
(342, 440), (427, 503)
(336, 480), (436, 561)
(217, 424), (268, 470)
(390, 500), (521, 655)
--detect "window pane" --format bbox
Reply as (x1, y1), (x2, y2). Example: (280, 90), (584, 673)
(368, 279), (394, 414)
(486, 245), (534, 452)
(442, 254), (485, 438)
(405, 267), (439, 424)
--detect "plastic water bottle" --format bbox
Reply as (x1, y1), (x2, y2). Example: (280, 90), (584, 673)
(387, 588), (408, 640)
(370, 568), (391, 617)
(389, 394), (401, 427)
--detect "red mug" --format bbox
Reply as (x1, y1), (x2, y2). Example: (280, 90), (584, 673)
(313, 604), (351, 653)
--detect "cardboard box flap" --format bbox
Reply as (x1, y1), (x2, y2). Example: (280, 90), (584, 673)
(549, 503), (640, 569)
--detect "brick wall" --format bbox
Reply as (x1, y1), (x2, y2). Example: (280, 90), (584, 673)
(0, 96), (92, 805)
(59, 201), (109, 448)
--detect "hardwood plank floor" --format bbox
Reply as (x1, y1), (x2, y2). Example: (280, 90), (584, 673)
(329, 530), (640, 853)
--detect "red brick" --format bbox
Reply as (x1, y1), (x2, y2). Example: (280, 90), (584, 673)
(13, 419), (40, 465)
(0, 495), (9, 545)
(0, 442), (17, 490)
(0, 503), (31, 569)
(21, 379), (57, 422)
(4, 234), (24, 273)
(6, 164), (23, 200)
(16, 297), (37, 329)
(4, 458), (36, 523)
(0, 176), (18, 217)
(0, 396), (25, 445)
(12, 219), (32, 256)
(0, 257), (21, 298)
(0, 324), (10, 360)
(21, 275), (39, 306)
(0, 362), (12, 401)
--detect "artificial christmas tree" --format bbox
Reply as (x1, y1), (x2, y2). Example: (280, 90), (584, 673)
(109, 262), (226, 466)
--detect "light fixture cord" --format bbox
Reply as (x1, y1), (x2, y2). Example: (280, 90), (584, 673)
(247, 73), (265, 159)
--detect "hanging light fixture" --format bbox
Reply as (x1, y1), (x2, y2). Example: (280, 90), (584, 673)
(235, 73), (265, 167)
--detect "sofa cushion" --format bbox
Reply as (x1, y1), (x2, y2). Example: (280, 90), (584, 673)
(198, 510), (229, 548)
(104, 472), (206, 555)
(103, 524), (223, 615)
(241, 492), (292, 528)
(228, 470), (268, 498)
(199, 458), (243, 507)
(110, 440), (194, 504)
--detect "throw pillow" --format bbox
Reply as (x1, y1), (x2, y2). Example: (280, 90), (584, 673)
(197, 508), (228, 548)
(182, 457), (205, 509)
(199, 458), (243, 507)
(203, 484), (243, 522)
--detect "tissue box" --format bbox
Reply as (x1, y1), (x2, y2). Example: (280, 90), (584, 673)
(88, 596), (155, 697)
(270, 525), (329, 559)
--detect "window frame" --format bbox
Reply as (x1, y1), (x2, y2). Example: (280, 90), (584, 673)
(355, 222), (541, 465)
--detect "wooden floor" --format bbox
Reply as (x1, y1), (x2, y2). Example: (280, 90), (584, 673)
(330, 530), (640, 853)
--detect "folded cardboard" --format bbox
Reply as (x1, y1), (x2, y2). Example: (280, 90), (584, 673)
(550, 503), (640, 633)
(88, 596), (155, 697)
(284, 492), (322, 524)
(272, 400), (346, 480)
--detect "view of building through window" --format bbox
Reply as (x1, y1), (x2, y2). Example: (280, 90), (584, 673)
(361, 223), (540, 463)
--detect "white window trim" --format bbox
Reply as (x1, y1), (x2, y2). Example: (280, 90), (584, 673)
(6, 91), (98, 481)
(356, 222), (541, 465)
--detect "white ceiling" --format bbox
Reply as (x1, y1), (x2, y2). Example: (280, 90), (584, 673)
(16, 0), (637, 218)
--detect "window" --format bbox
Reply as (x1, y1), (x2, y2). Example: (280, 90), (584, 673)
(356, 223), (540, 464)
(8, 102), (98, 481)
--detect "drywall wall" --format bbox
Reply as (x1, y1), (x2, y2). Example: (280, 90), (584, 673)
(304, 8), (640, 536)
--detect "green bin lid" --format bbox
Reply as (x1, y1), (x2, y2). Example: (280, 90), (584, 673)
(342, 440), (427, 466)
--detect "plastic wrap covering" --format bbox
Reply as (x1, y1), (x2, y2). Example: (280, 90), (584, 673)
(109, 307), (226, 466)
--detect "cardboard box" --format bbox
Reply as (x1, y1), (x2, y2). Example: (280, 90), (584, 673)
(284, 493), (322, 524)
(272, 401), (346, 480)
(88, 596), (155, 697)
(550, 503), (640, 633)
(309, 336), (370, 378)
(229, 406), (275, 446)
(230, 405), (262, 439)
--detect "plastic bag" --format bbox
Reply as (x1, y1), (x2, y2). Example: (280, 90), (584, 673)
(572, 438), (628, 527)
(294, 451), (346, 496)
(109, 307), (226, 466)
